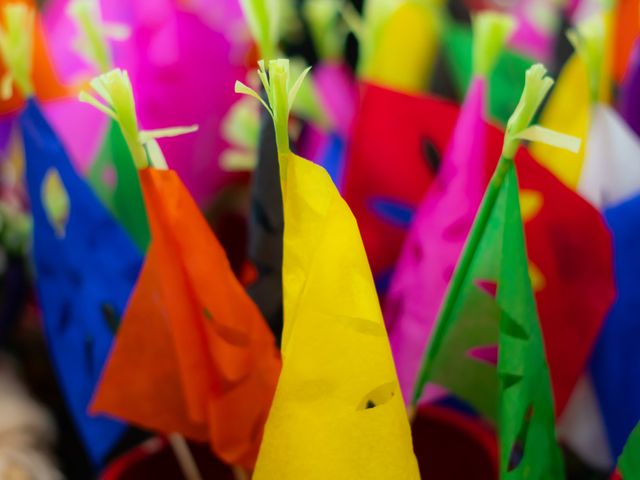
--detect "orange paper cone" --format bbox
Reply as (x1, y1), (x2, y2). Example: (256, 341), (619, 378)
(93, 168), (280, 470)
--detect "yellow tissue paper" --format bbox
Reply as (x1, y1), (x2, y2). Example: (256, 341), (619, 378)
(237, 58), (420, 480)
(367, 1), (441, 93)
(254, 151), (421, 480)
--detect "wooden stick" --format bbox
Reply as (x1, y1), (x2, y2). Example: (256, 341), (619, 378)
(407, 404), (417, 424)
(232, 466), (252, 480)
(168, 433), (203, 480)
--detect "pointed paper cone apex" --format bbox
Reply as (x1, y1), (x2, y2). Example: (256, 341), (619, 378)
(80, 68), (199, 170)
(502, 64), (553, 159)
(235, 58), (311, 185)
(79, 69), (147, 168)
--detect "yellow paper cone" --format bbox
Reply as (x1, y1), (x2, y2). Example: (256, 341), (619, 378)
(236, 59), (420, 480)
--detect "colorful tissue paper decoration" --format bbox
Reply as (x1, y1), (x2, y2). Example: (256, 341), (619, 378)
(4, 0), (640, 477)
(348, 71), (615, 415)
(303, 62), (357, 190)
(357, 0), (443, 94)
(21, 98), (139, 463)
(616, 420), (640, 479)
(44, 0), (251, 202)
(84, 69), (280, 471)
(562, 14), (640, 210)
(36, 0), (113, 174)
(612, 0), (639, 84)
(538, 14), (640, 465)
(0, 3), (141, 464)
(22, 97), (141, 464)
(237, 59), (420, 480)
(413, 64), (568, 479)
(590, 193), (640, 459)
(342, 84), (441, 286)
(86, 120), (150, 252)
(93, 166), (281, 470)
(442, 19), (535, 125)
(507, 0), (561, 63)
(619, 38), (640, 137)
(386, 11), (515, 407)
(0, 0), (70, 114)
(530, 52), (590, 189)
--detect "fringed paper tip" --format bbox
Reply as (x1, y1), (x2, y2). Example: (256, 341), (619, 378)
(515, 125), (581, 153)
(138, 126), (199, 144)
(339, 1), (363, 40)
(355, 0), (399, 76)
(67, 0), (129, 74)
(239, 0), (279, 62)
(502, 64), (554, 159)
(81, 68), (199, 170)
(567, 14), (605, 102)
(472, 11), (516, 78)
(143, 139), (169, 170)
(42, 168), (70, 238)
(80, 68), (146, 167)
(235, 59), (311, 156)
(502, 64), (582, 157)
(303, 0), (347, 61)
(289, 58), (329, 127)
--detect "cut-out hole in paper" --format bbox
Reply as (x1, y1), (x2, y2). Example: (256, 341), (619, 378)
(202, 307), (250, 347)
(58, 300), (72, 332)
(442, 217), (471, 242)
(101, 165), (117, 189)
(466, 344), (498, 366)
(42, 168), (70, 238)
(519, 189), (543, 223)
(369, 198), (415, 228)
(475, 279), (497, 298)
(501, 373), (523, 391)
(357, 382), (396, 411)
(84, 335), (95, 377)
(100, 303), (120, 334)
(508, 404), (533, 472)
(528, 262), (546, 292)
(502, 313), (529, 341)
(420, 136), (441, 173)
